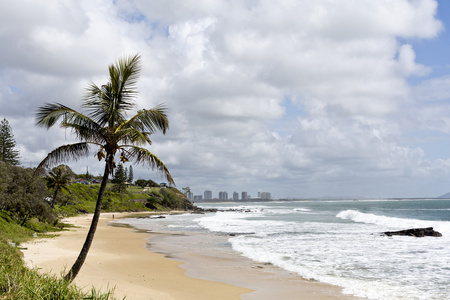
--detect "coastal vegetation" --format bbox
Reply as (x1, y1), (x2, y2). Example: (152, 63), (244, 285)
(0, 161), (192, 299)
(0, 162), (56, 227)
(35, 54), (174, 282)
(0, 54), (189, 297)
(0, 162), (192, 225)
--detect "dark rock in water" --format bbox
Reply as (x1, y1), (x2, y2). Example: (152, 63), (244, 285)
(192, 207), (218, 213)
(382, 227), (442, 237)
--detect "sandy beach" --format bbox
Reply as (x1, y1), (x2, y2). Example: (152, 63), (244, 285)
(22, 212), (360, 300)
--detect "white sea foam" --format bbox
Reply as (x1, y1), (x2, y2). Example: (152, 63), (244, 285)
(167, 224), (200, 229)
(198, 204), (268, 211)
(193, 204), (450, 300)
(228, 231), (437, 300)
(336, 209), (450, 236)
(194, 211), (299, 236)
(293, 207), (311, 212)
(120, 200), (450, 300)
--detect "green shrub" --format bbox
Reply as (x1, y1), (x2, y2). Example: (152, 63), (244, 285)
(145, 187), (193, 210)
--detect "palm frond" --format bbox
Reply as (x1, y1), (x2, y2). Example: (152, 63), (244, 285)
(82, 83), (106, 120)
(83, 82), (121, 127)
(34, 143), (90, 176)
(115, 128), (152, 146)
(36, 102), (103, 140)
(83, 55), (141, 129)
(35, 103), (75, 128)
(121, 105), (169, 134)
(62, 120), (105, 144)
(110, 54), (141, 110)
(127, 146), (175, 185)
(113, 54), (141, 104)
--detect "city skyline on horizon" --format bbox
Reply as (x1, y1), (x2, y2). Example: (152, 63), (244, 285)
(184, 188), (272, 202)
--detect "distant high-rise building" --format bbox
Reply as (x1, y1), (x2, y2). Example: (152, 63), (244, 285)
(233, 192), (239, 201)
(261, 192), (271, 200)
(241, 191), (247, 201)
(194, 195), (203, 201)
(219, 191), (228, 201)
(204, 190), (212, 200)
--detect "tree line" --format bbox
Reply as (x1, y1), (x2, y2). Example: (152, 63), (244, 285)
(0, 116), (155, 197)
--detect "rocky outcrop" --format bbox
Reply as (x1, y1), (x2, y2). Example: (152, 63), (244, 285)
(382, 227), (442, 237)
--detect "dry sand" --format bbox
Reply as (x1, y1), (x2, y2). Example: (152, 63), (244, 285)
(21, 212), (360, 300)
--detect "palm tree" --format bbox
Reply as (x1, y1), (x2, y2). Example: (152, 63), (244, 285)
(34, 54), (174, 282)
(44, 165), (72, 208)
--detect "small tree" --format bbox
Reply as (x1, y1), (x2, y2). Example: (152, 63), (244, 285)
(111, 163), (127, 193)
(135, 179), (147, 188)
(0, 118), (20, 165)
(44, 165), (73, 208)
(83, 170), (94, 181)
(128, 165), (134, 184)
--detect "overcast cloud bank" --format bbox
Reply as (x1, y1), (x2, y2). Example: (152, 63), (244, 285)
(2, 0), (450, 198)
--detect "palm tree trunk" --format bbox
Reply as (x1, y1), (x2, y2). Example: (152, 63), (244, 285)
(64, 163), (110, 282)
(51, 189), (58, 208)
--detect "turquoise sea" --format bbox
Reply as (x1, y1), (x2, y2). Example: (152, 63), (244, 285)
(118, 199), (450, 300)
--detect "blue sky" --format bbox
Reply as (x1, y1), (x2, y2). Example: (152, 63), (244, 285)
(415, 0), (450, 68)
(405, 0), (450, 161)
(2, 0), (450, 199)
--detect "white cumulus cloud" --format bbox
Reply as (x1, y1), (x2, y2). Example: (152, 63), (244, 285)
(0, 0), (449, 198)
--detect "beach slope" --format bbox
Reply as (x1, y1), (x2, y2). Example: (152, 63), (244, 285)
(22, 212), (359, 300)
(22, 212), (250, 300)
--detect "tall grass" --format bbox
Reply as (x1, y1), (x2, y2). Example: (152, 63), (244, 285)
(0, 241), (118, 300)
(0, 214), (119, 300)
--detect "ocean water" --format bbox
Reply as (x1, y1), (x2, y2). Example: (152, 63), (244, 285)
(117, 199), (450, 300)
